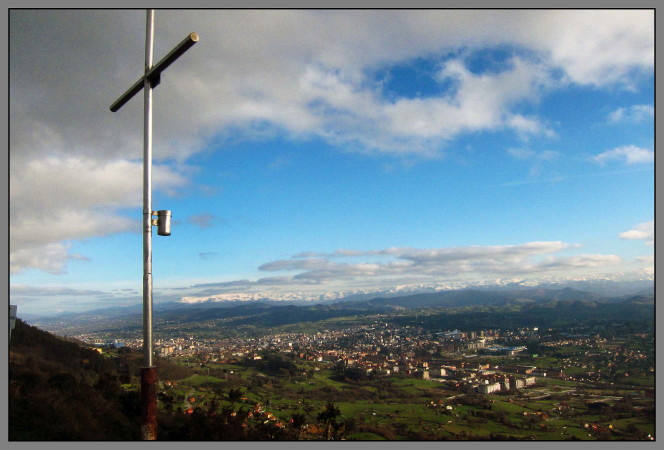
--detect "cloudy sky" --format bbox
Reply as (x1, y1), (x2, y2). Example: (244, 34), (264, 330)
(10, 10), (654, 315)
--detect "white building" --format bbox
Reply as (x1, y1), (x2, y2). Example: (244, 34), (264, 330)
(510, 378), (525, 390)
(479, 382), (502, 394)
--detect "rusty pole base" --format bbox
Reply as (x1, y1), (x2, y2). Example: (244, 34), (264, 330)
(140, 366), (158, 440)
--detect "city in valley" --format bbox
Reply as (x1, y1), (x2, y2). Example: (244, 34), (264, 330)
(64, 315), (653, 440)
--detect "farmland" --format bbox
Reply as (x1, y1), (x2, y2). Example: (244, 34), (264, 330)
(150, 351), (653, 440)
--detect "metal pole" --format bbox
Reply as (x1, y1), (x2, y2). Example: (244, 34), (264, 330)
(109, 9), (197, 441)
(141, 8), (158, 441)
(143, 8), (154, 370)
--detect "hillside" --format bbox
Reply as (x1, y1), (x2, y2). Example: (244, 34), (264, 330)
(390, 297), (654, 332)
(8, 320), (322, 440)
(9, 319), (145, 440)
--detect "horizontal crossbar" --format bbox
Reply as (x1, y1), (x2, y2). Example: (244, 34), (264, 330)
(110, 32), (199, 112)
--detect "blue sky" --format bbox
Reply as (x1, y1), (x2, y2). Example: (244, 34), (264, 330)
(10, 10), (654, 315)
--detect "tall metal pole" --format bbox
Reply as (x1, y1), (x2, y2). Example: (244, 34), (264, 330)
(108, 8), (198, 441)
(140, 10), (157, 441)
(143, 9), (154, 370)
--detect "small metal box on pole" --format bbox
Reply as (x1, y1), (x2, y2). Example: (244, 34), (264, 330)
(157, 210), (171, 236)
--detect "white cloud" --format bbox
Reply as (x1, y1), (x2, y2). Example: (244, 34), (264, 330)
(11, 10), (652, 163)
(10, 156), (188, 213)
(10, 10), (653, 273)
(10, 240), (641, 313)
(608, 104), (654, 124)
(635, 255), (654, 276)
(507, 115), (555, 138)
(379, 57), (554, 147)
(10, 156), (187, 273)
(168, 241), (628, 304)
(538, 254), (622, 269)
(258, 241), (620, 283)
(11, 209), (135, 253)
(10, 243), (80, 275)
(636, 254), (654, 264)
(620, 221), (654, 245)
(524, 10), (652, 87)
(593, 146), (654, 165)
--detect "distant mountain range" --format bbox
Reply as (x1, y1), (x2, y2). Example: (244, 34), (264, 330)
(25, 282), (653, 336)
(175, 278), (654, 305)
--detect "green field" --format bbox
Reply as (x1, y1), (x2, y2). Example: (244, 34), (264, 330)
(153, 357), (653, 440)
(180, 374), (225, 386)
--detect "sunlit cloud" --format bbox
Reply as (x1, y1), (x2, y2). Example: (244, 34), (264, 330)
(620, 221), (654, 245)
(607, 104), (653, 124)
(593, 145), (654, 165)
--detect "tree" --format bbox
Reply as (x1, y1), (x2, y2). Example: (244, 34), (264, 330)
(158, 392), (175, 412)
(227, 388), (243, 406)
(290, 412), (306, 439)
(342, 417), (356, 435)
(302, 401), (315, 418)
(317, 402), (341, 440)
